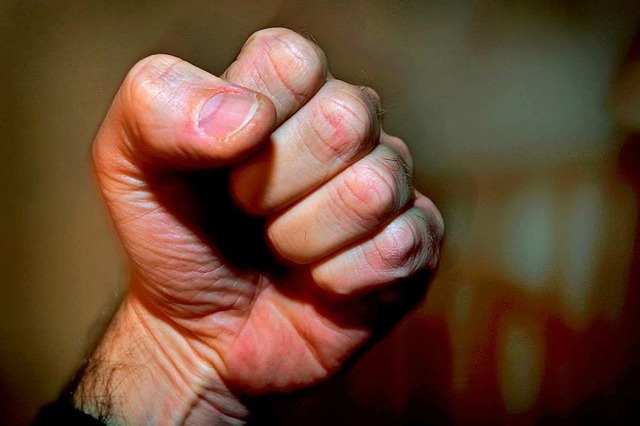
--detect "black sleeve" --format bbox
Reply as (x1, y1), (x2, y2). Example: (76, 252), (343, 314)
(32, 399), (104, 425)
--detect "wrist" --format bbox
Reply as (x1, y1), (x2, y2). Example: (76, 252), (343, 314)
(72, 294), (248, 425)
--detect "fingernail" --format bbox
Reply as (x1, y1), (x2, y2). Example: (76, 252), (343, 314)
(198, 92), (259, 138)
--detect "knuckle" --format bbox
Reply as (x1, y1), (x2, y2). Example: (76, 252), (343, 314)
(246, 27), (300, 46)
(241, 28), (327, 102)
(429, 206), (445, 243)
(339, 160), (399, 225)
(385, 135), (412, 164)
(375, 151), (413, 207)
(118, 54), (187, 154)
(274, 29), (327, 74)
(359, 86), (384, 118)
(122, 54), (184, 108)
(416, 196), (446, 242)
(327, 80), (376, 116)
(411, 208), (442, 270)
(328, 80), (380, 139)
(373, 218), (421, 275)
(308, 88), (374, 164)
(425, 229), (442, 269)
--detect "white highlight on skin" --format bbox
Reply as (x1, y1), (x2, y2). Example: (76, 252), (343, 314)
(498, 317), (543, 414)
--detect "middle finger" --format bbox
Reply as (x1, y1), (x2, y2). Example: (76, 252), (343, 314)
(266, 143), (413, 264)
(231, 80), (381, 214)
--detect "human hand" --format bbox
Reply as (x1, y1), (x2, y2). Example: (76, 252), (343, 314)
(75, 28), (443, 424)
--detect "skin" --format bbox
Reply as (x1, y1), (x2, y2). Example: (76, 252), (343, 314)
(73, 28), (444, 425)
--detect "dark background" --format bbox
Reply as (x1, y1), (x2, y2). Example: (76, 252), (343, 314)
(2, 0), (640, 424)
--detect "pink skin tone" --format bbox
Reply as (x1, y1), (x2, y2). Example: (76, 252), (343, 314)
(76, 28), (443, 424)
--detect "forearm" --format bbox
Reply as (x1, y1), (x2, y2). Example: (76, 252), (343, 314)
(71, 294), (248, 425)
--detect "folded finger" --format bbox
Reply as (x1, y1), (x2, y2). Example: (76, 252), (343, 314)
(231, 80), (382, 214)
(310, 192), (444, 295)
(266, 144), (413, 263)
(223, 27), (328, 125)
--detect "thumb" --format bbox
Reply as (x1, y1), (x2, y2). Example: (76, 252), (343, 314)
(94, 54), (276, 172)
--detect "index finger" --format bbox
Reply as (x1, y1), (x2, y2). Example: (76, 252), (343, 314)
(222, 28), (328, 125)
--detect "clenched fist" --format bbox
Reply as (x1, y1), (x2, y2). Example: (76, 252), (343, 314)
(74, 28), (444, 424)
